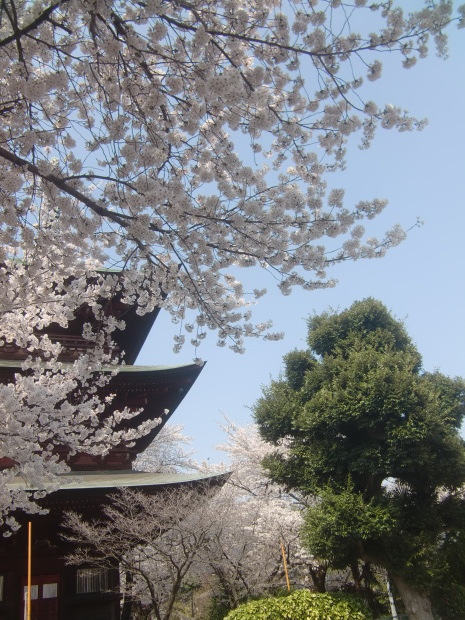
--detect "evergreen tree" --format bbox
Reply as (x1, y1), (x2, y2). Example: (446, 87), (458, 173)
(254, 299), (465, 619)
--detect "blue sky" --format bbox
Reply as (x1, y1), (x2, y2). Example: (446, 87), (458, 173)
(138, 15), (465, 463)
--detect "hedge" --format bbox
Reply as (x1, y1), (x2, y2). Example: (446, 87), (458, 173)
(224, 589), (372, 620)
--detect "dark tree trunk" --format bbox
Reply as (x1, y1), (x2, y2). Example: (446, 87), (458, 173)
(350, 561), (363, 593)
(308, 562), (327, 592)
(120, 571), (134, 620)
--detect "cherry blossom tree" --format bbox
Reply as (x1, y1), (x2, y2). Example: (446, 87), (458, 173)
(63, 485), (223, 620)
(1, 0), (463, 522)
(113, 420), (313, 601)
(134, 423), (199, 473)
(1, 0), (463, 351)
(192, 420), (317, 610)
(63, 421), (392, 614)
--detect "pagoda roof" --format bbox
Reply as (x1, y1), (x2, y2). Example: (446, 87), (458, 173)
(0, 359), (200, 373)
(0, 266), (162, 364)
(0, 360), (205, 469)
(6, 469), (231, 524)
(7, 469), (230, 492)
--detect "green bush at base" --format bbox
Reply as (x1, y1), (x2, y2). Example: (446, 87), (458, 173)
(224, 590), (372, 620)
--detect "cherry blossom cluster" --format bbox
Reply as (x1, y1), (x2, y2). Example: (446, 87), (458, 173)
(0, 261), (159, 528)
(137, 419), (315, 594)
(1, 0), (462, 351)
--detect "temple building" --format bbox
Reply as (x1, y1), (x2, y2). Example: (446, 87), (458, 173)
(0, 275), (226, 619)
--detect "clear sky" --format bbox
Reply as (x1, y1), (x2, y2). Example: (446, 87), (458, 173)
(138, 14), (465, 464)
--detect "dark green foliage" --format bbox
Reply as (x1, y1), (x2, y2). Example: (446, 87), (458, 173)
(254, 299), (465, 610)
(306, 298), (415, 359)
(302, 483), (397, 569)
(283, 349), (316, 391)
(223, 589), (372, 620)
(431, 583), (465, 620)
(254, 379), (297, 444)
(429, 530), (465, 619)
(207, 596), (231, 620)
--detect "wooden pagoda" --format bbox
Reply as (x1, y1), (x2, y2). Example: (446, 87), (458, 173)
(0, 276), (225, 620)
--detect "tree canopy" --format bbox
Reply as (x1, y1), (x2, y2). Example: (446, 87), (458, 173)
(254, 298), (465, 619)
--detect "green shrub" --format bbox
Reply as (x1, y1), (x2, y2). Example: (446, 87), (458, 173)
(224, 589), (372, 620)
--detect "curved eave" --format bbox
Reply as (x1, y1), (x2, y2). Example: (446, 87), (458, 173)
(0, 360), (203, 374)
(7, 470), (231, 516)
(0, 361), (205, 464)
(0, 360), (205, 392)
(7, 469), (231, 492)
(114, 362), (204, 379)
(111, 362), (205, 453)
(110, 306), (161, 365)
